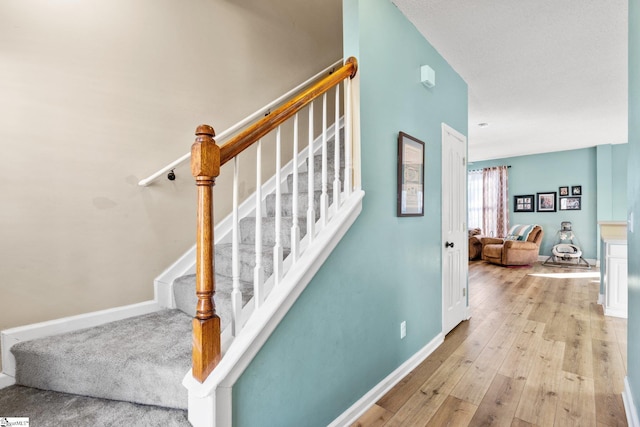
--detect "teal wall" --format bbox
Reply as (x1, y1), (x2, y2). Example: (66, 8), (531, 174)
(612, 144), (629, 219)
(627, 0), (640, 413)
(470, 148), (599, 259)
(597, 145), (613, 223)
(232, 0), (467, 425)
(597, 144), (629, 223)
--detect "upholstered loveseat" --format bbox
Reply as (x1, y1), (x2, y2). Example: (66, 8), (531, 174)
(481, 225), (543, 266)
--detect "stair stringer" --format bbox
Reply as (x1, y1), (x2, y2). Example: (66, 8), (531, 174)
(183, 189), (365, 427)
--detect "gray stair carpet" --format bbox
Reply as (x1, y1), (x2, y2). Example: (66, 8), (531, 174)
(11, 309), (192, 410)
(0, 385), (190, 427)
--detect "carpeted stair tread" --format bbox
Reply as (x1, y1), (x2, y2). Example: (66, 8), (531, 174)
(238, 216), (307, 247)
(0, 385), (190, 427)
(265, 190), (334, 217)
(286, 169), (345, 192)
(307, 152), (346, 172)
(215, 243), (289, 283)
(173, 274), (253, 323)
(11, 309), (191, 410)
(309, 129), (344, 155)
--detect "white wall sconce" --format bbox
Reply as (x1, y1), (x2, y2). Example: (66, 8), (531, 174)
(420, 65), (435, 88)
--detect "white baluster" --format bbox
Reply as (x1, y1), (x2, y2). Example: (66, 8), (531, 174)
(320, 93), (329, 227)
(345, 78), (353, 196)
(254, 139), (264, 308)
(291, 114), (300, 262)
(273, 127), (283, 285)
(231, 156), (241, 336)
(333, 85), (341, 210)
(306, 103), (315, 243)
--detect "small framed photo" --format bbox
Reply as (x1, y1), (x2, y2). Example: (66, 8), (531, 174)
(514, 194), (535, 212)
(397, 132), (425, 217)
(537, 192), (557, 212)
(559, 186), (569, 196)
(560, 196), (581, 210)
(571, 185), (582, 195)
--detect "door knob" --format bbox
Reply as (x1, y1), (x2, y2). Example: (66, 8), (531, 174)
(445, 241), (455, 248)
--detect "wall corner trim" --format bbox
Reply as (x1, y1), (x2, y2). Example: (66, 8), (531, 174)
(328, 332), (445, 427)
(623, 376), (640, 427)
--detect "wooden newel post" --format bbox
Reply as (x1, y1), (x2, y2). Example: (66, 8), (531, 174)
(191, 124), (221, 383)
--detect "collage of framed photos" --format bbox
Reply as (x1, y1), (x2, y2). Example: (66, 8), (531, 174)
(514, 185), (582, 213)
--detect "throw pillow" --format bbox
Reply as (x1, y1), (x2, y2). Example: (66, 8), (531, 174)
(505, 224), (537, 241)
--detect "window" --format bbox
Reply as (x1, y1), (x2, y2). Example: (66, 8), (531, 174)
(468, 166), (509, 237)
(468, 169), (483, 229)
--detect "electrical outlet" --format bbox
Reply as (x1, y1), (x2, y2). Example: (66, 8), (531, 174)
(400, 321), (406, 339)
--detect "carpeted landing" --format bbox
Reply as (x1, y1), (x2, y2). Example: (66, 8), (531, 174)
(0, 385), (190, 427)
(11, 309), (192, 410)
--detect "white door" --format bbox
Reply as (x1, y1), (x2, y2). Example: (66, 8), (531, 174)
(441, 123), (468, 335)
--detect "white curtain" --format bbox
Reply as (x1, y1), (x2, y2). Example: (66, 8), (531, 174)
(482, 166), (509, 237)
(468, 166), (509, 237)
(468, 169), (483, 229)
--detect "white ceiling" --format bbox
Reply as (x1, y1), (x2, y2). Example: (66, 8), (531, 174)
(393, 0), (628, 162)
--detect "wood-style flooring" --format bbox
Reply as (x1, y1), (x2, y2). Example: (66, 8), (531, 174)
(352, 261), (628, 427)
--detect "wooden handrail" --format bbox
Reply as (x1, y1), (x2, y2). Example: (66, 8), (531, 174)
(219, 57), (358, 166)
(190, 57), (357, 383)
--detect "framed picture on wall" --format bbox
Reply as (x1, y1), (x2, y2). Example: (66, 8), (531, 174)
(559, 186), (569, 196)
(560, 197), (581, 210)
(571, 185), (582, 195)
(514, 194), (535, 212)
(536, 192), (557, 212)
(397, 132), (425, 217)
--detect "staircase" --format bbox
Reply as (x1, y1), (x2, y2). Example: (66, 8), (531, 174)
(173, 131), (344, 329)
(0, 120), (362, 426)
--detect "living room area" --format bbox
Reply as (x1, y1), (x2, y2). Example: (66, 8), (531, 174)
(467, 143), (627, 268)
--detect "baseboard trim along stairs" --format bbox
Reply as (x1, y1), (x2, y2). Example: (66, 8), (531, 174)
(623, 377), (640, 427)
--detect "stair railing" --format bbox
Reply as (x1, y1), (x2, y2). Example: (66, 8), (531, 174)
(190, 57), (358, 383)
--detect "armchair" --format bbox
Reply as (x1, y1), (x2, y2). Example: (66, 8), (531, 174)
(481, 225), (543, 266)
(468, 228), (483, 260)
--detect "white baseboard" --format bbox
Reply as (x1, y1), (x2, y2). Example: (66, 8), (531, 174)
(624, 377), (640, 427)
(1, 300), (160, 378)
(0, 373), (16, 389)
(604, 307), (628, 319)
(328, 332), (444, 427)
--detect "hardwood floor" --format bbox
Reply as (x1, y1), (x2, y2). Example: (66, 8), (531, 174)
(351, 261), (628, 427)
